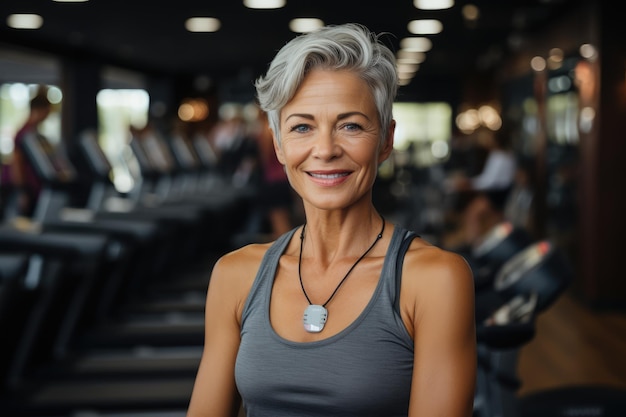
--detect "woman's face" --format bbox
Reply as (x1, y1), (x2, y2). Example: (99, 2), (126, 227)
(275, 69), (394, 211)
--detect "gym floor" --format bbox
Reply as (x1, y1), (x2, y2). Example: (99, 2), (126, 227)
(517, 289), (626, 396)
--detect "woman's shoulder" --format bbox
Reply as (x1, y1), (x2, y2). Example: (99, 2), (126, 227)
(402, 238), (474, 293)
(213, 227), (298, 279)
(396, 237), (475, 336)
(204, 242), (274, 313)
(213, 241), (274, 279)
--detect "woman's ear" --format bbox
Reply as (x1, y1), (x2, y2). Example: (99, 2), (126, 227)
(378, 120), (396, 163)
(273, 135), (286, 165)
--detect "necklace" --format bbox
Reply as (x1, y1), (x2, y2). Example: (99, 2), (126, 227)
(298, 214), (385, 333)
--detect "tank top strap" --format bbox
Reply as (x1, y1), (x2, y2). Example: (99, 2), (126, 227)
(383, 226), (419, 315)
(240, 226), (298, 325)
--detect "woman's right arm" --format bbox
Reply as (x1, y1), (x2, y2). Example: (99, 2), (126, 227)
(186, 250), (250, 417)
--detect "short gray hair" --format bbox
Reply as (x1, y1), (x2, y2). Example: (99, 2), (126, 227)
(254, 23), (398, 145)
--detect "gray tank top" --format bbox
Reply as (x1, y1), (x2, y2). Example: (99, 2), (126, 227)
(235, 225), (416, 417)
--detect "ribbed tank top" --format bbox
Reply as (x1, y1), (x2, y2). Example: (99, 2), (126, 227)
(235, 225), (417, 417)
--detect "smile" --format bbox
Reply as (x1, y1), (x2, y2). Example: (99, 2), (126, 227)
(308, 172), (349, 179)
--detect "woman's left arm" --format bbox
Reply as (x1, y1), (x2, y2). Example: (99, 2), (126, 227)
(403, 246), (477, 417)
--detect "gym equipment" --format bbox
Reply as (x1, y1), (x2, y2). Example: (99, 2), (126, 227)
(470, 221), (534, 323)
(493, 240), (572, 313)
(471, 221), (533, 290)
(0, 131), (245, 415)
(473, 238), (574, 417)
(0, 225), (199, 416)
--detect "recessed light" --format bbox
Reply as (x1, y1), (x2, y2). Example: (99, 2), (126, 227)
(244, 0), (286, 9)
(7, 14), (43, 30)
(408, 19), (443, 35)
(414, 0), (454, 10)
(185, 17), (221, 33)
(400, 37), (433, 52)
(289, 18), (324, 33)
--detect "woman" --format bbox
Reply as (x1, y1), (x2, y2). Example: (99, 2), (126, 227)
(1, 86), (52, 217)
(187, 23), (476, 417)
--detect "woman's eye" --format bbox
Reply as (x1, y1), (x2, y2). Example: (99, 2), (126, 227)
(290, 124), (310, 133)
(343, 122), (362, 132)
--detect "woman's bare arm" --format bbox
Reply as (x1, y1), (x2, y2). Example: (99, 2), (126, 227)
(186, 248), (257, 417)
(404, 245), (477, 417)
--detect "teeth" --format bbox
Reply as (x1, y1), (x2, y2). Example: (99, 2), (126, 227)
(310, 172), (346, 179)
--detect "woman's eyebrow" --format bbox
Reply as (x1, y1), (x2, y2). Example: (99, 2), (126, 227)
(285, 113), (314, 122)
(337, 111), (370, 121)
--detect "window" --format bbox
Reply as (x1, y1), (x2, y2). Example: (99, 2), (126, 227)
(392, 101), (452, 167)
(96, 88), (150, 193)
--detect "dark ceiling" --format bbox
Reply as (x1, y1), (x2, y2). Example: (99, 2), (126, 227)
(1, 0), (581, 90)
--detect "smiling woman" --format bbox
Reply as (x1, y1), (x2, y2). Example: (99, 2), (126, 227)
(275, 69), (385, 210)
(186, 23), (476, 417)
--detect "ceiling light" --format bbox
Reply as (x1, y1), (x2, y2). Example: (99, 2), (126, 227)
(289, 18), (324, 33)
(397, 50), (426, 63)
(52, 0), (89, 2)
(400, 37), (432, 52)
(185, 17), (221, 33)
(244, 0), (286, 9)
(530, 56), (547, 72)
(6, 14), (43, 29)
(414, 0), (454, 10)
(408, 19), (443, 35)
(47, 86), (64, 104)
(397, 58), (423, 67)
(397, 62), (420, 75)
(462, 4), (480, 21)
(579, 43), (597, 60)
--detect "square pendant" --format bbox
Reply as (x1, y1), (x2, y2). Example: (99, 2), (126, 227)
(303, 304), (328, 333)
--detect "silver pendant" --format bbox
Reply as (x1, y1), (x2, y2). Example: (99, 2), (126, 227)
(303, 304), (328, 333)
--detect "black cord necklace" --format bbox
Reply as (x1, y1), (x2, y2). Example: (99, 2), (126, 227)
(299, 213), (385, 333)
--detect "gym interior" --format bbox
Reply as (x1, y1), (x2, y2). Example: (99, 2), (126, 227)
(1, 0), (625, 416)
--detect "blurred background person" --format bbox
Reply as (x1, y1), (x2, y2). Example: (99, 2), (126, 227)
(443, 126), (517, 249)
(0, 85), (52, 218)
(254, 109), (297, 240)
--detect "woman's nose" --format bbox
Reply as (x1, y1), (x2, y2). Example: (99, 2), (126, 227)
(311, 130), (340, 160)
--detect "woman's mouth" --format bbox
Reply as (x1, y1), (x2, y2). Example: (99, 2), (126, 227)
(307, 171), (351, 186)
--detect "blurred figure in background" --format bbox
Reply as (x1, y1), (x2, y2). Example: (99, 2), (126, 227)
(254, 109), (297, 239)
(0, 85), (52, 218)
(209, 103), (259, 185)
(444, 126), (517, 249)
